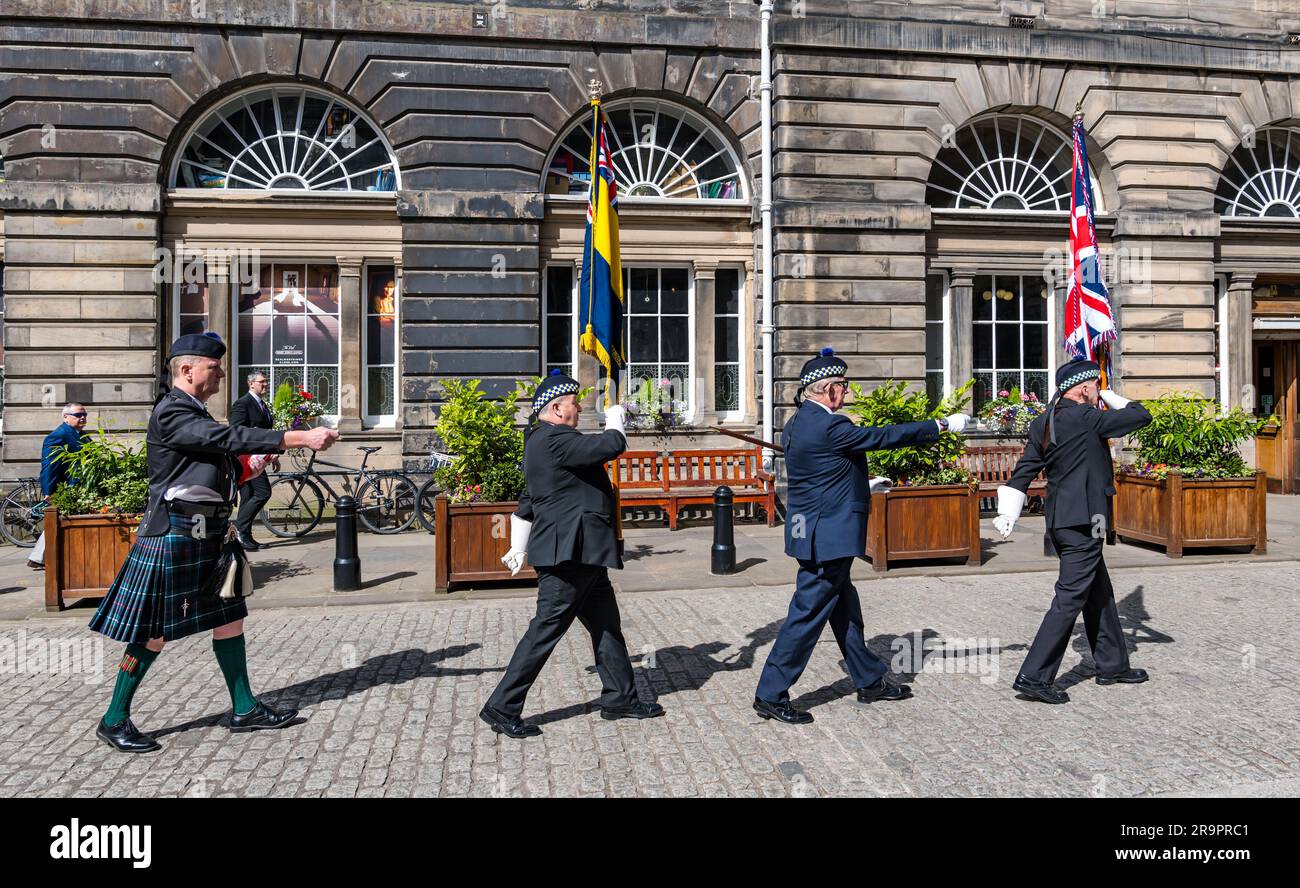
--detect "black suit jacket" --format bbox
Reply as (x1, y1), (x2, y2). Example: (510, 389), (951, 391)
(229, 391), (274, 429)
(138, 390), (286, 536)
(514, 421), (627, 569)
(1006, 398), (1153, 530)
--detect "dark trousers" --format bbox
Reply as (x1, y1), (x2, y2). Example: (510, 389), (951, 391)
(756, 556), (888, 704)
(1019, 524), (1130, 683)
(485, 562), (637, 719)
(235, 474), (272, 539)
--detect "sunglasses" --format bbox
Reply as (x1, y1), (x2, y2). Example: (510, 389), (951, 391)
(64, 412), (88, 418)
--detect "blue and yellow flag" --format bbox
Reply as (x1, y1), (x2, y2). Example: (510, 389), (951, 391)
(578, 98), (624, 406)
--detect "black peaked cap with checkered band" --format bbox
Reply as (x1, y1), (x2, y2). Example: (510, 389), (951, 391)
(1046, 358), (1102, 446)
(799, 347), (848, 388)
(532, 369), (581, 415)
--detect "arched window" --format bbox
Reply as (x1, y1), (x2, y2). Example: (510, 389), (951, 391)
(543, 99), (747, 201)
(1215, 127), (1300, 218)
(927, 114), (1097, 212)
(170, 86), (399, 192)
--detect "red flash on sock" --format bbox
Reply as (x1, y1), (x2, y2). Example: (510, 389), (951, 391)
(120, 654), (139, 675)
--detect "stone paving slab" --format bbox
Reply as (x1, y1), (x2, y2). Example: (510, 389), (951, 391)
(2, 560), (1297, 798)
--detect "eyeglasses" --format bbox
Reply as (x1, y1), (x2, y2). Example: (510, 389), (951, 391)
(828, 381), (851, 391)
(64, 412), (88, 418)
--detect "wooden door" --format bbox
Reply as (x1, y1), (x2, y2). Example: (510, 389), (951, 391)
(1255, 342), (1298, 493)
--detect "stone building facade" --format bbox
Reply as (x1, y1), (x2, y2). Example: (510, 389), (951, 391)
(1, 1), (1299, 492)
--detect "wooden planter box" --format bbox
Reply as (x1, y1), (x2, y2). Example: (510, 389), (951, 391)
(865, 484), (981, 572)
(44, 508), (140, 612)
(1113, 470), (1267, 558)
(433, 495), (536, 593)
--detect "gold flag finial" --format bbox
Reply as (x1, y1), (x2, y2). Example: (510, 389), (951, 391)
(1073, 98), (1084, 122)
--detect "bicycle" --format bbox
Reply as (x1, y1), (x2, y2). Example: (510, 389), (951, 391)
(260, 446), (418, 538)
(415, 451), (458, 535)
(0, 478), (45, 548)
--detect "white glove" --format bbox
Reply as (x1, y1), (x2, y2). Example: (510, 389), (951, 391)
(604, 404), (626, 439)
(994, 486), (1027, 539)
(1098, 389), (1131, 410)
(868, 476), (892, 494)
(944, 413), (970, 434)
(501, 514), (532, 576)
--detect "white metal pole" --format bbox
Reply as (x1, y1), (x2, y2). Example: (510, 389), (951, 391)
(757, 0), (775, 468)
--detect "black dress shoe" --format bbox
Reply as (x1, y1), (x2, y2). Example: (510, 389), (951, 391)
(1012, 675), (1069, 704)
(479, 706), (541, 739)
(237, 535), (263, 552)
(857, 677), (914, 704)
(753, 697), (813, 725)
(229, 701), (301, 732)
(600, 701), (665, 721)
(27, 559), (44, 571)
(95, 717), (161, 753)
(1096, 667), (1149, 686)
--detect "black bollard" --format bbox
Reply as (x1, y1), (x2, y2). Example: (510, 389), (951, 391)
(711, 485), (736, 575)
(334, 495), (361, 591)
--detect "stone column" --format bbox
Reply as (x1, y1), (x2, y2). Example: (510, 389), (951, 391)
(949, 270), (975, 395)
(1227, 272), (1257, 466)
(336, 256), (364, 433)
(204, 253), (231, 422)
(693, 259), (718, 424)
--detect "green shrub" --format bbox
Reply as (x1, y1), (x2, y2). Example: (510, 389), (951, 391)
(842, 379), (976, 487)
(47, 432), (148, 516)
(1122, 392), (1275, 480)
(431, 378), (529, 503)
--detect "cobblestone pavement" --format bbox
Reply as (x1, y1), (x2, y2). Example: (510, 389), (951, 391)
(2, 560), (1298, 798)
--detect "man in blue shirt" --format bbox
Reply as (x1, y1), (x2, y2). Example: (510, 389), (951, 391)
(29, 403), (90, 570)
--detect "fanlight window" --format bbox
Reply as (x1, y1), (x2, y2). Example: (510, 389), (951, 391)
(1216, 128), (1300, 218)
(927, 115), (1090, 212)
(545, 99), (746, 200)
(172, 86), (398, 192)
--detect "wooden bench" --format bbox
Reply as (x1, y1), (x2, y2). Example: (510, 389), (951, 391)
(611, 447), (777, 530)
(959, 444), (1047, 511)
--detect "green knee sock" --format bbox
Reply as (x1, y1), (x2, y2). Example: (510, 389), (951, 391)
(103, 643), (160, 728)
(212, 634), (258, 716)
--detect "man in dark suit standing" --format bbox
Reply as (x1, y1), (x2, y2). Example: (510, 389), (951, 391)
(480, 370), (664, 739)
(754, 348), (971, 724)
(995, 358), (1153, 704)
(229, 371), (276, 551)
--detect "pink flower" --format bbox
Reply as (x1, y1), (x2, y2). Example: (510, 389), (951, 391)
(998, 390), (1009, 398)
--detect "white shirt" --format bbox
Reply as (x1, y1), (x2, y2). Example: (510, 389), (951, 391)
(163, 388), (225, 504)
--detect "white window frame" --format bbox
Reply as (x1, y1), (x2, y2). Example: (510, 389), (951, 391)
(229, 258), (343, 425)
(362, 260), (400, 428)
(623, 264), (697, 419)
(1216, 273), (1230, 411)
(714, 264), (746, 422)
(971, 272), (1054, 409)
(925, 270), (951, 399)
(541, 262), (579, 377)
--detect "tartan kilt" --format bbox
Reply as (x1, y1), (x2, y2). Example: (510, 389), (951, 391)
(88, 514), (247, 644)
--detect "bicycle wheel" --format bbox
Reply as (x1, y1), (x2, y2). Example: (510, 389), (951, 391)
(1, 482), (45, 548)
(356, 472), (418, 534)
(416, 476), (441, 535)
(260, 475), (325, 538)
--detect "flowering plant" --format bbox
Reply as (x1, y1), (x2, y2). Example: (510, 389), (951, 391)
(623, 377), (690, 433)
(271, 382), (327, 430)
(977, 386), (1045, 435)
(1116, 391), (1275, 481)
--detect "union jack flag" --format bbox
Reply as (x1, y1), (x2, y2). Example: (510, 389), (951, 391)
(1062, 117), (1116, 361)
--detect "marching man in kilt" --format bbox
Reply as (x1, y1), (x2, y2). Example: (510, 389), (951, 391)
(994, 359), (1153, 704)
(88, 333), (340, 753)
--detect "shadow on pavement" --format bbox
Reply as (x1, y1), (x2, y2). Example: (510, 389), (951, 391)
(150, 643), (495, 738)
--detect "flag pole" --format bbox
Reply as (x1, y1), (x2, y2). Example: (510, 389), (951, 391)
(584, 78), (624, 551)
